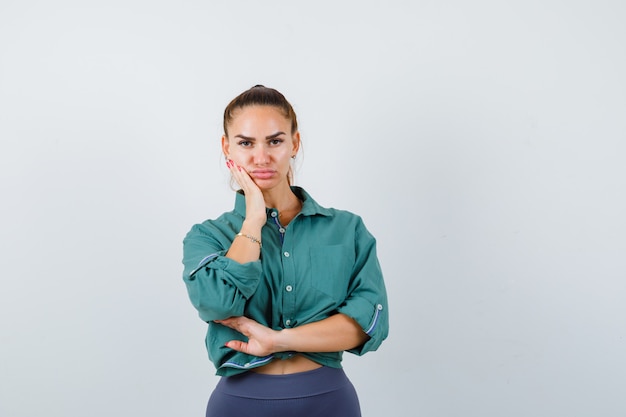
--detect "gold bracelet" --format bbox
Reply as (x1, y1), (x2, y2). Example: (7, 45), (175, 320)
(236, 232), (262, 249)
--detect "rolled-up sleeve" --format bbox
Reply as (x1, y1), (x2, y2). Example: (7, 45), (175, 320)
(337, 218), (389, 355)
(183, 224), (262, 322)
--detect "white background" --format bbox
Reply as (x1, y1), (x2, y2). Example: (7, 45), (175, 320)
(1, 1), (625, 416)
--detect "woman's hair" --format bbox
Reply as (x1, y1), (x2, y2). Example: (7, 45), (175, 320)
(223, 85), (299, 136)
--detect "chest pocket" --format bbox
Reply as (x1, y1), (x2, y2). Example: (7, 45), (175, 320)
(309, 245), (352, 301)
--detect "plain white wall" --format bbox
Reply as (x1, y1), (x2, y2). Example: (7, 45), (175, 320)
(1, 1), (625, 416)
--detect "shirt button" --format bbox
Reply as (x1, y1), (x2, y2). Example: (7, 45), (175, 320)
(285, 319), (291, 326)
(270, 211), (278, 217)
(286, 285), (293, 292)
(283, 251), (290, 257)
(377, 304), (383, 310)
(278, 227), (286, 233)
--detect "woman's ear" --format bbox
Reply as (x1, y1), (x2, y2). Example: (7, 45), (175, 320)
(292, 131), (301, 155)
(221, 135), (230, 158)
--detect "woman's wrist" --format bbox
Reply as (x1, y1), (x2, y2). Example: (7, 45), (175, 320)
(236, 220), (264, 250)
(273, 328), (291, 353)
(235, 232), (262, 249)
(241, 219), (264, 233)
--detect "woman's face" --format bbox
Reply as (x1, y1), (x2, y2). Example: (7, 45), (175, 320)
(222, 105), (300, 191)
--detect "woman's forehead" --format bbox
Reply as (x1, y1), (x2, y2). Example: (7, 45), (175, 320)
(228, 106), (292, 132)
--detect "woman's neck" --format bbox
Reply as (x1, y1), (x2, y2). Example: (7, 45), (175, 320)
(262, 185), (301, 222)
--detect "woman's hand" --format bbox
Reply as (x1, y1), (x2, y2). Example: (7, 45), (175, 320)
(215, 316), (279, 357)
(216, 314), (369, 356)
(224, 160), (264, 263)
(226, 160), (266, 228)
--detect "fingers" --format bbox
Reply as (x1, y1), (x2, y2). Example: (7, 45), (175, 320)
(224, 340), (248, 352)
(225, 160), (267, 225)
(215, 317), (275, 356)
(225, 159), (243, 187)
(216, 318), (253, 354)
(226, 159), (254, 191)
(215, 316), (249, 334)
(215, 317), (239, 330)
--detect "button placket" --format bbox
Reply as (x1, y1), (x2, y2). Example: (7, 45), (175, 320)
(281, 233), (296, 333)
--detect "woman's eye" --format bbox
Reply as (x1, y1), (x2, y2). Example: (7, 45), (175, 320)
(270, 139), (283, 146)
(238, 140), (252, 147)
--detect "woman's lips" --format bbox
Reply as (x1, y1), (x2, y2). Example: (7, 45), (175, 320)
(251, 169), (276, 179)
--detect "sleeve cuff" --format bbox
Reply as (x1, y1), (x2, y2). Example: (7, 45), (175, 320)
(338, 297), (388, 355)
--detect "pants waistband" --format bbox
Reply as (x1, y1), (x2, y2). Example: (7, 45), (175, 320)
(215, 366), (351, 399)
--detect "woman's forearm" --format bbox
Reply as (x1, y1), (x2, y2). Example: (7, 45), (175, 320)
(274, 314), (369, 353)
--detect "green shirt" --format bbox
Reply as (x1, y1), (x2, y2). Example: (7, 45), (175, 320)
(182, 187), (389, 376)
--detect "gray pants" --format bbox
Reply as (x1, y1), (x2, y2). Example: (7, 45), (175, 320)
(206, 366), (361, 417)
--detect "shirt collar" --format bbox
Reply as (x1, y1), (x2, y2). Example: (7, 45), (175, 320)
(233, 186), (332, 218)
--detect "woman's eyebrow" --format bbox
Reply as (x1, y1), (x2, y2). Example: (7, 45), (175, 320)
(266, 131), (286, 139)
(234, 134), (255, 141)
(233, 132), (285, 141)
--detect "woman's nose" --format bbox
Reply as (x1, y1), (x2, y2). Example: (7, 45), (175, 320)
(253, 145), (270, 164)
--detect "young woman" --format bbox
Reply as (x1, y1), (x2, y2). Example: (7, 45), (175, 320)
(182, 85), (389, 417)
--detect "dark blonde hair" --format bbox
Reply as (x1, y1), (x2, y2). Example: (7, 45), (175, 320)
(223, 85), (299, 136)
